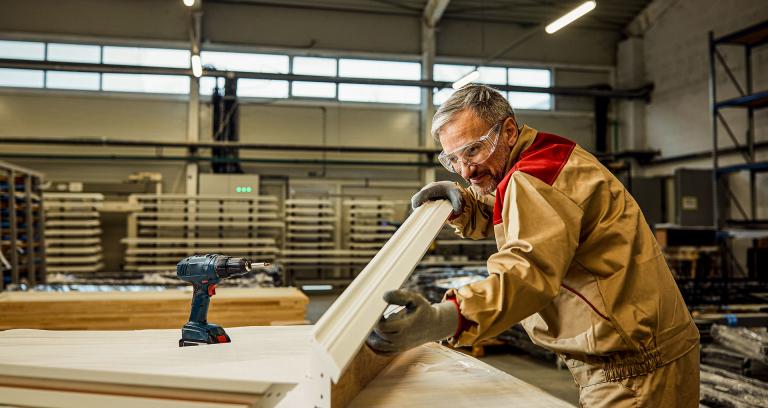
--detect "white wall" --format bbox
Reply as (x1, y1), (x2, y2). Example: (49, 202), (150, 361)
(622, 0), (768, 223)
(0, 0), (619, 192)
(0, 91), (190, 192)
(637, 0), (768, 158)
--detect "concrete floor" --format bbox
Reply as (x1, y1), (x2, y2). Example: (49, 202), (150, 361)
(306, 293), (580, 406)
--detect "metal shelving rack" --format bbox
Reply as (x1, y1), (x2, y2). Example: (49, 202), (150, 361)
(708, 20), (768, 284)
(0, 161), (46, 290)
(710, 20), (768, 228)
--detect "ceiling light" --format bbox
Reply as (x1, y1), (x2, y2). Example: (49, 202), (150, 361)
(182, 0), (196, 7)
(452, 70), (480, 89)
(545, 1), (596, 34)
(191, 54), (203, 78)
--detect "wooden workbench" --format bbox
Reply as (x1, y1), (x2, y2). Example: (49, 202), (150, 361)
(0, 326), (574, 407)
(0, 288), (309, 330)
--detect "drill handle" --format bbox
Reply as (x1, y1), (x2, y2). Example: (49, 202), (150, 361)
(189, 282), (212, 324)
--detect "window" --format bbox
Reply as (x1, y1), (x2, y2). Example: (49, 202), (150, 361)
(0, 40), (45, 60)
(292, 81), (336, 98)
(339, 59), (420, 80)
(338, 84), (420, 104)
(0, 68), (44, 88)
(508, 68), (550, 87)
(103, 46), (190, 68)
(508, 68), (552, 110)
(434, 64), (475, 82)
(199, 77), (224, 96)
(293, 57), (336, 76)
(46, 71), (100, 91)
(47, 43), (100, 63)
(202, 51), (289, 73)
(433, 88), (455, 105)
(508, 92), (552, 110)
(237, 79), (289, 98)
(433, 64), (553, 110)
(0, 39), (562, 109)
(102, 74), (190, 94)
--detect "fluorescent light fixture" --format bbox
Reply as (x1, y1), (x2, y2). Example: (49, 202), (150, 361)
(191, 54), (202, 78)
(545, 1), (596, 34)
(182, 0), (196, 6)
(452, 70), (480, 89)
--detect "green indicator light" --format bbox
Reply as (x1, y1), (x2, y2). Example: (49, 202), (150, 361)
(235, 187), (242, 193)
(246, 187), (252, 192)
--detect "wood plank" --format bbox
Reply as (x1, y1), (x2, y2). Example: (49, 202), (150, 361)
(0, 326), (573, 407)
(0, 288), (308, 330)
(348, 343), (574, 407)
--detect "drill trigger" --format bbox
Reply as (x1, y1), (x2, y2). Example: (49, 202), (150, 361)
(208, 284), (216, 297)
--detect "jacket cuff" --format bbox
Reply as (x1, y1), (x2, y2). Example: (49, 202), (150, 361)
(445, 295), (472, 338)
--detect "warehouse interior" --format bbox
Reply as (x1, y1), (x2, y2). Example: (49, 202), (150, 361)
(1, 0), (767, 406)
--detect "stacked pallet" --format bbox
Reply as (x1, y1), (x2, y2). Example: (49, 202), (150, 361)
(0, 161), (46, 289)
(0, 287), (308, 330)
(344, 199), (398, 252)
(282, 198), (343, 284)
(43, 193), (104, 274)
(123, 194), (283, 273)
(283, 198), (395, 286)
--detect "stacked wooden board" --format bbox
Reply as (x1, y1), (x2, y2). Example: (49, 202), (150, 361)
(343, 199), (398, 253)
(0, 287), (308, 330)
(0, 326), (575, 408)
(123, 194), (283, 273)
(44, 193), (104, 274)
(282, 198), (346, 285)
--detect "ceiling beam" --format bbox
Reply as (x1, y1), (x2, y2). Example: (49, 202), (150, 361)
(423, 0), (450, 27)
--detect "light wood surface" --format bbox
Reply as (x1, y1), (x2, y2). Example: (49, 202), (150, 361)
(0, 326), (573, 408)
(0, 288), (308, 330)
(349, 343), (574, 407)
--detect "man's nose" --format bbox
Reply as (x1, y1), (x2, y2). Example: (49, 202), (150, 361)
(459, 161), (475, 179)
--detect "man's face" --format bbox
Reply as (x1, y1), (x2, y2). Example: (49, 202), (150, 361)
(438, 109), (518, 195)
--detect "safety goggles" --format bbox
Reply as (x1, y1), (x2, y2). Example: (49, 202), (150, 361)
(438, 123), (501, 173)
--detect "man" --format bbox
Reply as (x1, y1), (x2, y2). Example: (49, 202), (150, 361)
(367, 84), (700, 407)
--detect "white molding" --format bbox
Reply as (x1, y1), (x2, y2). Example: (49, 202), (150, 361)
(310, 200), (452, 384)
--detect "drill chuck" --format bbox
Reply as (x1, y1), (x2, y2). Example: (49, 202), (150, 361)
(218, 256), (251, 279)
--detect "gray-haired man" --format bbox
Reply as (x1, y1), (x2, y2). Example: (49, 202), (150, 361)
(368, 84), (700, 407)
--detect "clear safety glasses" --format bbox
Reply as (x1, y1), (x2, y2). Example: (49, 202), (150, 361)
(438, 123), (501, 173)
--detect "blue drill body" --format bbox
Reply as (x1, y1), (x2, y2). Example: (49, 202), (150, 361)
(176, 254), (251, 347)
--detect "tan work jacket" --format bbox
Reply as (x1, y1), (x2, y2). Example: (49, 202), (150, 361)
(445, 125), (699, 380)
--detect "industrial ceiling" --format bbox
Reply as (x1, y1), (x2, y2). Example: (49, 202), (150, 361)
(208, 0), (653, 31)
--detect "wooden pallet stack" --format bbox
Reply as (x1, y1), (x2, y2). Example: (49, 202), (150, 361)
(282, 198), (352, 285)
(122, 194), (283, 273)
(344, 199), (398, 253)
(0, 287), (308, 330)
(282, 197), (337, 282)
(0, 161), (46, 289)
(43, 193), (104, 274)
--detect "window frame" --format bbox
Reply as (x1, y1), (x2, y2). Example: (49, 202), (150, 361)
(0, 38), (602, 112)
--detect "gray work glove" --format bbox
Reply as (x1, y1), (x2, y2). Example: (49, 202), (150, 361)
(366, 289), (459, 355)
(411, 181), (463, 216)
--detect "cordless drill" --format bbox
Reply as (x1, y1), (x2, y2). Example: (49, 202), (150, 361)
(176, 254), (267, 347)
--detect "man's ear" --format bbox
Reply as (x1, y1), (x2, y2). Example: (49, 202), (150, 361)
(503, 118), (518, 147)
